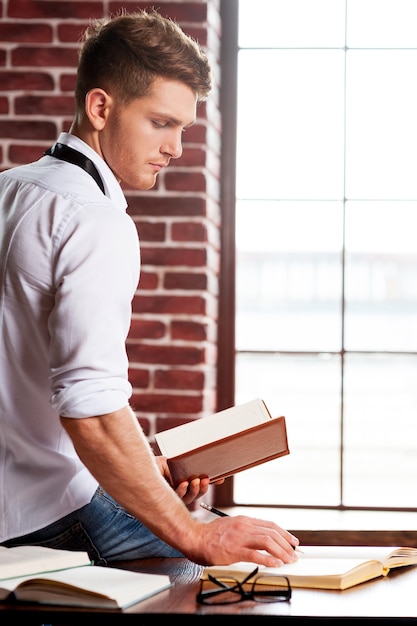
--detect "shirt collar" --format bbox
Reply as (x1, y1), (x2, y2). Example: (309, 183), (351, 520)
(55, 132), (127, 211)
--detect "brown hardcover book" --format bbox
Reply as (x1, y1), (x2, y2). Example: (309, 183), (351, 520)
(154, 398), (289, 485)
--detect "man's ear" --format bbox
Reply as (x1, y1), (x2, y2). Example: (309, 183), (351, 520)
(85, 88), (113, 131)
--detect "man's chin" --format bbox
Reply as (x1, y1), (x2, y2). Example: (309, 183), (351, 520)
(138, 173), (159, 191)
(122, 175), (158, 191)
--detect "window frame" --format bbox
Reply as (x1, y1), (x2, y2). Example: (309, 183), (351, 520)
(215, 0), (417, 513)
(215, 0), (239, 506)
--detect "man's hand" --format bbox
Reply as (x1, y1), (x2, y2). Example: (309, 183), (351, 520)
(154, 455), (224, 505)
(187, 514), (300, 567)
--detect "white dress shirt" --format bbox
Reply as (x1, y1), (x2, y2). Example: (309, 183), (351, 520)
(0, 133), (140, 542)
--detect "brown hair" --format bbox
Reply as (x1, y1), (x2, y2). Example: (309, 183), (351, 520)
(75, 9), (212, 109)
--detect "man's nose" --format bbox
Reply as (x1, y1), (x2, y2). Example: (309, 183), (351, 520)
(162, 131), (183, 159)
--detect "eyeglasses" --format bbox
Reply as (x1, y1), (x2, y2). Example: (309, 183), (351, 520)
(196, 567), (292, 605)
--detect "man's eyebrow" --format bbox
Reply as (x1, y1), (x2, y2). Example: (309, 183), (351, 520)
(152, 112), (196, 127)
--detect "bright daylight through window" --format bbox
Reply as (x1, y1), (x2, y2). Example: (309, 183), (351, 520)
(234, 0), (417, 509)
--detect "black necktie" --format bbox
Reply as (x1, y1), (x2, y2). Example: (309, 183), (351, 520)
(44, 143), (105, 194)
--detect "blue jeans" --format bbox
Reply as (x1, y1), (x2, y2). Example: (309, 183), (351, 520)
(2, 487), (183, 564)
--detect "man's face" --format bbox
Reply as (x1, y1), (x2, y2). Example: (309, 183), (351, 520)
(99, 77), (197, 190)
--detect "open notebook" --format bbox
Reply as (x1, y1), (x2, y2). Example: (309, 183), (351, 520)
(201, 545), (417, 591)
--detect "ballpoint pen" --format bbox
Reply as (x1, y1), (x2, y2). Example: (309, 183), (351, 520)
(200, 502), (304, 553)
(200, 502), (229, 517)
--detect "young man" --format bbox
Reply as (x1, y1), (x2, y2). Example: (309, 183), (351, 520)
(0, 10), (299, 566)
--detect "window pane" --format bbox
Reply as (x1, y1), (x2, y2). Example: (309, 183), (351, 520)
(345, 201), (417, 351)
(239, 0), (346, 48)
(234, 0), (417, 511)
(343, 354), (417, 507)
(236, 200), (343, 351)
(346, 50), (417, 199)
(347, 0), (417, 48)
(237, 50), (345, 199)
(234, 353), (341, 506)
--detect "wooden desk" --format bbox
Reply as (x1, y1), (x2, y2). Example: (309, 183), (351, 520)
(1, 557), (417, 623)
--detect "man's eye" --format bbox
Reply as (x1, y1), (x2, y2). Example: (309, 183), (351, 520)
(152, 120), (167, 128)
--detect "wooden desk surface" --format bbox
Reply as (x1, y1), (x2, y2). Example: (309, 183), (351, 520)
(1, 557), (417, 623)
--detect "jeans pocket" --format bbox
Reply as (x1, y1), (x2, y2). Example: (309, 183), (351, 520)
(3, 521), (106, 565)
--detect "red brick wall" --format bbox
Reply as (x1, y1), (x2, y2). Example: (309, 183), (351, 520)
(0, 0), (222, 443)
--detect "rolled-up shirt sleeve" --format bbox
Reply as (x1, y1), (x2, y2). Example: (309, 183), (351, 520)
(49, 201), (140, 418)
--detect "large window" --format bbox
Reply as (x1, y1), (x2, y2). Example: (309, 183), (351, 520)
(233, 0), (417, 509)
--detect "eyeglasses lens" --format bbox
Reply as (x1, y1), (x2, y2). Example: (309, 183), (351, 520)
(252, 576), (292, 602)
(199, 579), (242, 605)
